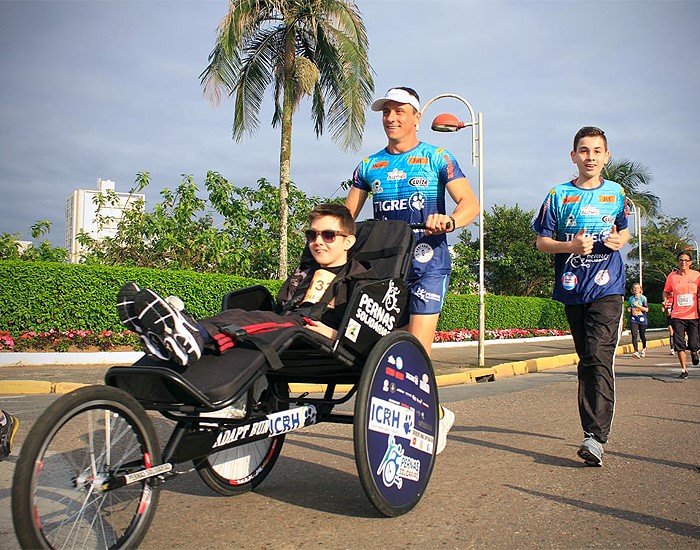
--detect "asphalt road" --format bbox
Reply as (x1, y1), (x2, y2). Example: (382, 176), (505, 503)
(1, 344), (698, 549)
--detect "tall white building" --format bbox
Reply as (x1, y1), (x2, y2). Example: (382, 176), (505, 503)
(65, 178), (145, 263)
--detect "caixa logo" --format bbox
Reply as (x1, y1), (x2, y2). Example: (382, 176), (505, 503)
(409, 177), (428, 187)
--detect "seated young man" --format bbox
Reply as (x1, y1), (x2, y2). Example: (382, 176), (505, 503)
(118, 203), (375, 367)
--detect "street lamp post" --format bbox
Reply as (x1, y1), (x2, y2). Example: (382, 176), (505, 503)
(627, 198), (643, 287)
(420, 93), (485, 366)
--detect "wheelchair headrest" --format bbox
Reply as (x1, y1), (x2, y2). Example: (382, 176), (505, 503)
(298, 219), (415, 281)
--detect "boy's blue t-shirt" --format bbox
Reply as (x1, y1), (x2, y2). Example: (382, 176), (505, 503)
(532, 179), (629, 305)
(352, 141), (465, 276)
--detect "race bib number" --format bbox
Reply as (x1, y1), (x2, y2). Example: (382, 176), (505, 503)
(302, 269), (336, 304)
(677, 293), (694, 307)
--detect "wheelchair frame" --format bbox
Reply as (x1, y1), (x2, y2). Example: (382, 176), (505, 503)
(11, 220), (442, 549)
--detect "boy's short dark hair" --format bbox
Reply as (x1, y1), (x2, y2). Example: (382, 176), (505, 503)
(308, 203), (355, 235)
(676, 250), (692, 261)
(573, 126), (607, 151)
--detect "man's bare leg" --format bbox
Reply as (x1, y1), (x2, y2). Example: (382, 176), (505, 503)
(407, 313), (441, 357)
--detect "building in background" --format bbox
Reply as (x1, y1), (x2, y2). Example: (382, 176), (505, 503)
(65, 178), (144, 263)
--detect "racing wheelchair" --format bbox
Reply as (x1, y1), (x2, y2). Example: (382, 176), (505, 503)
(12, 220), (442, 549)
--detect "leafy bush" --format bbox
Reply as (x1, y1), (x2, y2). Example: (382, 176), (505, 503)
(439, 294), (570, 331)
(0, 261), (279, 334)
(1, 261), (666, 342)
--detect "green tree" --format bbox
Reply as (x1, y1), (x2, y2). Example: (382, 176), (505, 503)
(453, 204), (553, 297)
(77, 172), (331, 279)
(0, 220), (67, 262)
(626, 215), (696, 299)
(200, 0), (374, 278)
(601, 158), (660, 219)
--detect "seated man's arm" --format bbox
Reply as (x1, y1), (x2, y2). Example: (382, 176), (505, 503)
(305, 321), (337, 340)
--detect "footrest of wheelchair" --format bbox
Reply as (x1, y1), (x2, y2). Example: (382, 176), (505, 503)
(105, 348), (269, 408)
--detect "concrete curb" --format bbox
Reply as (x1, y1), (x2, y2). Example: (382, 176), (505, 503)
(0, 351), (145, 367)
(0, 337), (670, 396)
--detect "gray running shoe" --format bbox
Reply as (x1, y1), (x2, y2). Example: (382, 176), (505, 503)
(678, 370), (689, 379)
(134, 288), (204, 366)
(577, 437), (604, 467)
(0, 411), (20, 461)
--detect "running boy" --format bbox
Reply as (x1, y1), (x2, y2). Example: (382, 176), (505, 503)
(532, 126), (630, 467)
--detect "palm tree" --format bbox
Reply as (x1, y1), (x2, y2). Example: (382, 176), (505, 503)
(602, 158), (661, 219)
(200, 0), (374, 277)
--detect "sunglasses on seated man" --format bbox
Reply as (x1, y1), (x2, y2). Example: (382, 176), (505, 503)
(305, 229), (348, 243)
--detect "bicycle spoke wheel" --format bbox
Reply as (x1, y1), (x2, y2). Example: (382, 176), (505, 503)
(12, 385), (161, 549)
(195, 379), (287, 496)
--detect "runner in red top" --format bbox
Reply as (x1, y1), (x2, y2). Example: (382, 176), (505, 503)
(663, 250), (700, 378)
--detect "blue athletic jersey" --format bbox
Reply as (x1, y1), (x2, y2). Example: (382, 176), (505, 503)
(532, 179), (629, 305)
(352, 142), (465, 277)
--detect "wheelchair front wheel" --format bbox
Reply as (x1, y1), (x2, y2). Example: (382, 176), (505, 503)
(195, 379), (288, 496)
(354, 331), (439, 517)
(12, 385), (161, 550)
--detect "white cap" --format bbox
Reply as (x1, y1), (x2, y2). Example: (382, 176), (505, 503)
(371, 88), (420, 112)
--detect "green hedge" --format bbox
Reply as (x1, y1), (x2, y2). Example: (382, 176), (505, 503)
(0, 261), (280, 334)
(439, 294), (570, 331)
(0, 261), (665, 335)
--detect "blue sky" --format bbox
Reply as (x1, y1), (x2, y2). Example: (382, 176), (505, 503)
(1, 0), (699, 256)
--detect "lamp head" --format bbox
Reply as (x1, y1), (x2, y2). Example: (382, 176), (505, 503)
(431, 113), (467, 132)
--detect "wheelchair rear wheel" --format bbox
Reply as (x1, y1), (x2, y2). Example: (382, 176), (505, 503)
(12, 385), (161, 550)
(195, 379), (288, 496)
(354, 331), (439, 517)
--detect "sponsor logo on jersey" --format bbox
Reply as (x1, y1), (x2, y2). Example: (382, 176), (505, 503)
(563, 195), (581, 204)
(601, 215), (614, 224)
(375, 198), (408, 213)
(442, 153), (455, 179)
(599, 195), (616, 203)
(387, 168), (407, 181)
(408, 156), (429, 164)
(565, 230), (611, 243)
(409, 192), (426, 211)
(565, 252), (610, 269)
(415, 285), (441, 302)
(408, 177), (429, 187)
(594, 269), (611, 286)
(565, 214), (577, 227)
(371, 160), (389, 170)
(580, 205), (600, 216)
(371, 180), (384, 194)
(562, 272), (578, 290)
(413, 243), (435, 263)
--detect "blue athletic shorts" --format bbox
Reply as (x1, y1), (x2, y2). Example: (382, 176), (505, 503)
(407, 271), (451, 315)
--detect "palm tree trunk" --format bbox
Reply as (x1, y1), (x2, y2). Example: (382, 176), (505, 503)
(277, 32), (296, 279)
